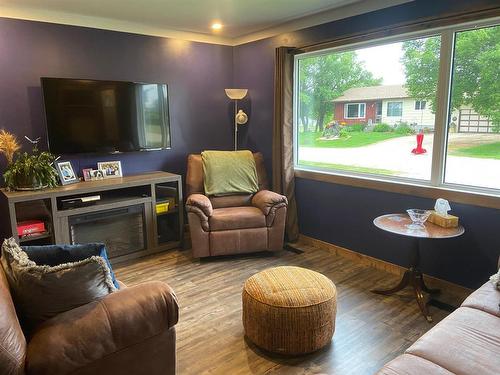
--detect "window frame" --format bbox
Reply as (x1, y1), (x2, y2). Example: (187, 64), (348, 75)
(344, 102), (366, 119)
(292, 17), (500, 202)
(415, 100), (426, 110)
(386, 101), (403, 117)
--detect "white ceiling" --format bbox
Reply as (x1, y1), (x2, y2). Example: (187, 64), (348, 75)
(0, 0), (412, 45)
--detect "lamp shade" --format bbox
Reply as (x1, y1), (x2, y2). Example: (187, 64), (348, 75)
(225, 88), (248, 100)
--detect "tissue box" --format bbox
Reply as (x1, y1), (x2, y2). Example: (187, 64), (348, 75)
(428, 211), (459, 228)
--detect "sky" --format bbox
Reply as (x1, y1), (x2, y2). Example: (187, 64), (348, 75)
(356, 42), (406, 85)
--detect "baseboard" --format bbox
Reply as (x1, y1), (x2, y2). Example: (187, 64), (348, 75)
(298, 234), (473, 306)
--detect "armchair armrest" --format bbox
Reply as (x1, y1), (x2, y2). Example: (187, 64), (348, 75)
(252, 190), (288, 216)
(26, 281), (178, 374)
(186, 194), (213, 217)
(186, 194), (213, 231)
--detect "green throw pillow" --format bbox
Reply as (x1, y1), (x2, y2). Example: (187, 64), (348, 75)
(202, 150), (259, 196)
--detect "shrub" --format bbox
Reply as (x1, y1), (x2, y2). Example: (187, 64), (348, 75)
(372, 123), (393, 132)
(394, 122), (415, 135)
(339, 128), (349, 138)
(492, 122), (500, 133)
(344, 123), (366, 132)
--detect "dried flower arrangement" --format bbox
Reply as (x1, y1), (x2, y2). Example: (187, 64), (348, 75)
(0, 130), (21, 164)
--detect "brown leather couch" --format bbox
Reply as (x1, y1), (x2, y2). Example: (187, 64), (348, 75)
(377, 269), (500, 374)
(185, 152), (288, 258)
(0, 263), (179, 375)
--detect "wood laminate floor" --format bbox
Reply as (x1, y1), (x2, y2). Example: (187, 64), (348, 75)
(114, 241), (451, 375)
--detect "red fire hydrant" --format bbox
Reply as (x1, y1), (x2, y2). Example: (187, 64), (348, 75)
(412, 131), (427, 154)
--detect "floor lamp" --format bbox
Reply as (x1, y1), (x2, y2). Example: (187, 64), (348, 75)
(225, 88), (248, 150)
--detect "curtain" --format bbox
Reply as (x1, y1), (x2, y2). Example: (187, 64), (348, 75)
(272, 46), (299, 243)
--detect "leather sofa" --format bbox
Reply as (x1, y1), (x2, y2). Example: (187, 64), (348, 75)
(0, 263), (179, 375)
(185, 152), (288, 258)
(377, 268), (500, 374)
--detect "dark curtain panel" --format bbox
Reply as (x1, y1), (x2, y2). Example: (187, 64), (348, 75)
(272, 46), (299, 242)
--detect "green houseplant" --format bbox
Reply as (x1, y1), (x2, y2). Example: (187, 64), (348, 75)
(2, 134), (58, 191)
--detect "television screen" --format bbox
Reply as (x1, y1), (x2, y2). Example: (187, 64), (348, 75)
(41, 78), (171, 154)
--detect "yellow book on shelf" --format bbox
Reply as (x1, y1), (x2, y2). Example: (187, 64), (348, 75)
(156, 202), (170, 214)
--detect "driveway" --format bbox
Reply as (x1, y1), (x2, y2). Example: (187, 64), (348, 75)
(298, 133), (500, 190)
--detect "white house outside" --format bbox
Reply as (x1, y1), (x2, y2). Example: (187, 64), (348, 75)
(332, 84), (495, 133)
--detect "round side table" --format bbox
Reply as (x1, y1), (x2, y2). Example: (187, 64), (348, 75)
(372, 213), (464, 322)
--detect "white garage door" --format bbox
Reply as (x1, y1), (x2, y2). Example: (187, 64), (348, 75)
(458, 108), (494, 133)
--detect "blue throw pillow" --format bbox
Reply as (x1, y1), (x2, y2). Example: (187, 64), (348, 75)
(21, 243), (120, 289)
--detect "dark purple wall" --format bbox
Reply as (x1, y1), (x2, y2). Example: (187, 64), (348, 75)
(233, 0), (500, 288)
(1, 1), (498, 288)
(296, 179), (499, 289)
(0, 17), (234, 177)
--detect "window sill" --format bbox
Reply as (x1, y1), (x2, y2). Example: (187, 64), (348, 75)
(294, 168), (500, 210)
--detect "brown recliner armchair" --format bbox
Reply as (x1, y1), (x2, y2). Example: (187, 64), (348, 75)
(0, 263), (178, 375)
(185, 152), (288, 258)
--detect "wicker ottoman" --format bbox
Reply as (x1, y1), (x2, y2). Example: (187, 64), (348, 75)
(242, 266), (337, 355)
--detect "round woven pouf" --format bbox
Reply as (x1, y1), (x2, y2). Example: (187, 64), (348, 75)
(242, 266), (337, 355)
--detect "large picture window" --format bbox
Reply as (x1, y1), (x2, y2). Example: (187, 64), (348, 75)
(443, 24), (500, 190)
(294, 20), (500, 195)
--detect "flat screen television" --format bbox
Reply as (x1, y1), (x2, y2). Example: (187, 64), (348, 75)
(41, 77), (171, 154)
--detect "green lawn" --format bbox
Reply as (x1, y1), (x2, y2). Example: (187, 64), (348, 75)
(450, 142), (500, 159)
(298, 131), (404, 148)
(298, 160), (398, 175)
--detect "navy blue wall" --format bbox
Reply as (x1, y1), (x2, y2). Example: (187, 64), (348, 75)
(233, 0), (500, 288)
(0, 17), (234, 177)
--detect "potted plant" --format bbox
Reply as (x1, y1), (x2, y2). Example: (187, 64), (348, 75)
(1, 132), (58, 191)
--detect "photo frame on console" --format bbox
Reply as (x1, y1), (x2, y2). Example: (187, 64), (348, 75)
(89, 169), (105, 181)
(55, 161), (79, 185)
(97, 161), (123, 179)
(82, 168), (93, 182)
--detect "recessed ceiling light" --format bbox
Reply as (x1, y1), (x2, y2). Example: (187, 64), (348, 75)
(211, 22), (223, 31)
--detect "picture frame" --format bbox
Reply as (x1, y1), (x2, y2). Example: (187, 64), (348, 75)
(97, 161), (123, 179)
(89, 169), (106, 181)
(82, 168), (93, 182)
(55, 161), (79, 185)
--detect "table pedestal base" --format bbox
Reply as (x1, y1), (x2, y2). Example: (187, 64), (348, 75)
(371, 236), (441, 322)
(372, 214), (464, 323)
(372, 267), (440, 322)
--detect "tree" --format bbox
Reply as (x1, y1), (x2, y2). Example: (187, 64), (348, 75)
(400, 37), (441, 112)
(402, 25), (500, 129)
(299, 52), (381, 132)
